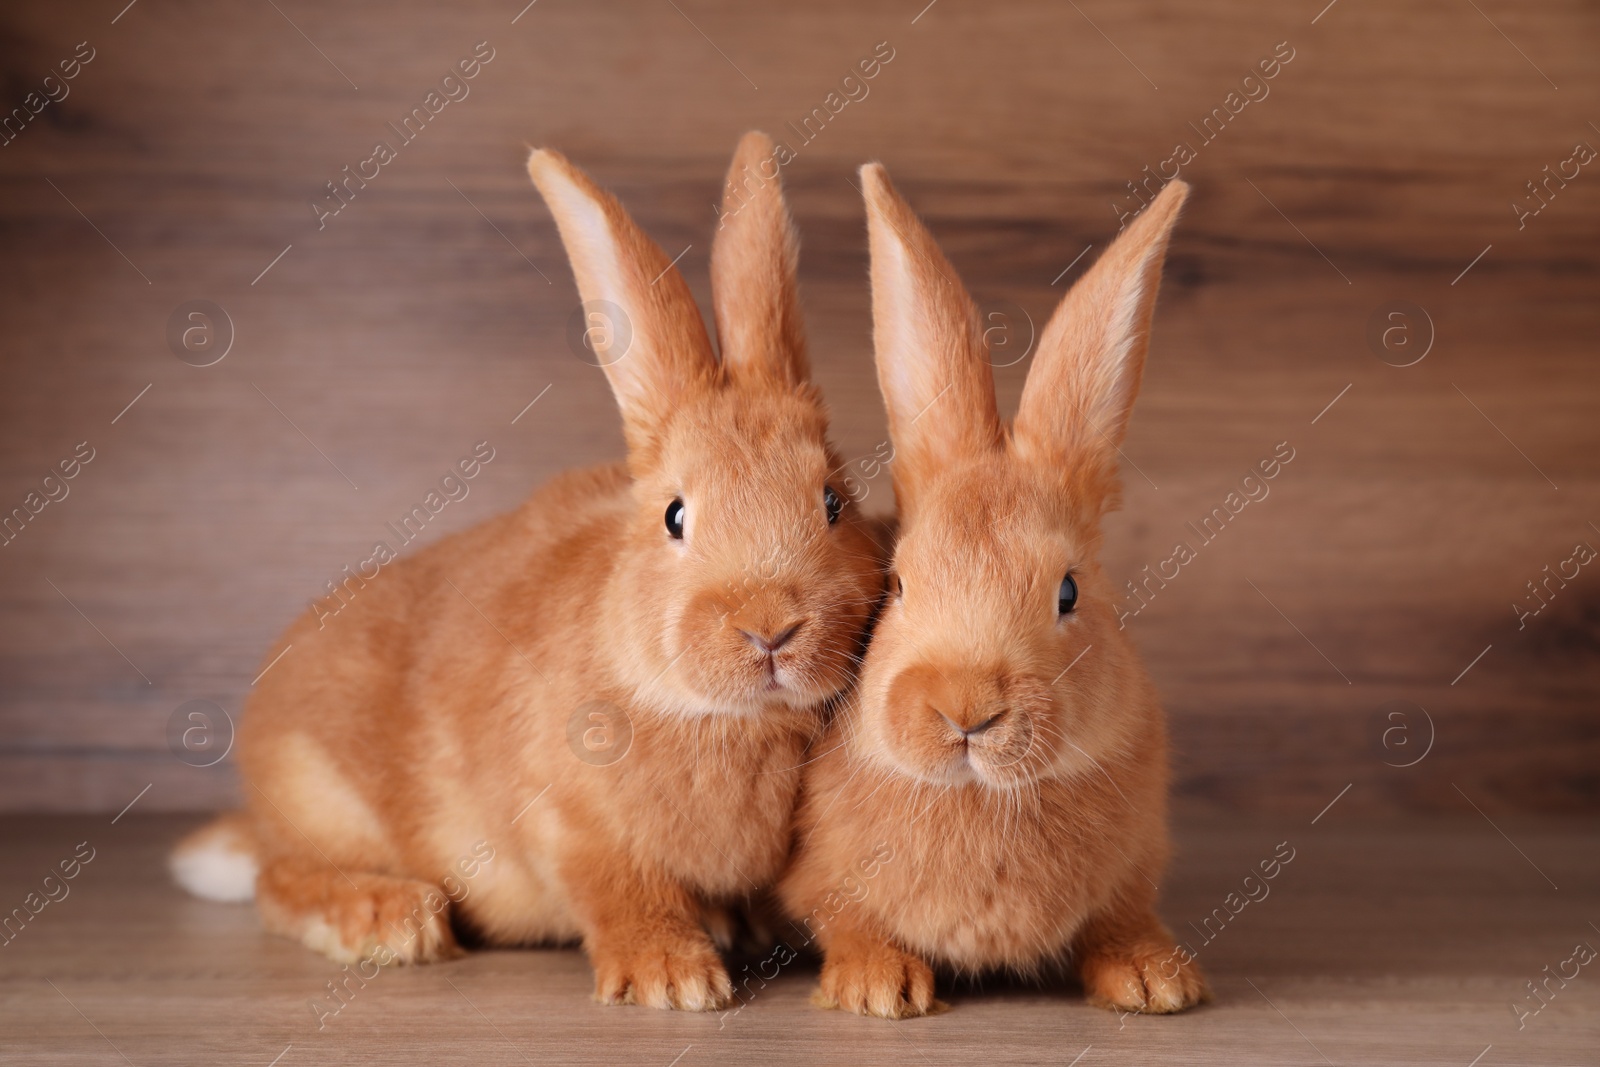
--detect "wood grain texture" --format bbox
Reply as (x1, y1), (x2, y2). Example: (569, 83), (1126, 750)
(1, 815), (1596, 1065)
(0, 0), (1597, 812)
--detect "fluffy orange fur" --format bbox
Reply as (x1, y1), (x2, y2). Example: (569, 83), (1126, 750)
(174, 132), (883, 1011)
(777, 166), (1208, 1019)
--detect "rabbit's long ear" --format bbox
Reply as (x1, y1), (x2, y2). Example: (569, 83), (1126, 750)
(1012, 181), (1188, 499)
(862, 163), (1002, 510)
(710, 131), (809, 389)
(527, 149), (716, 449)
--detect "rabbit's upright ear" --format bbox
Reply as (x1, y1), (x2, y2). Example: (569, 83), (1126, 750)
(710, 131), (809, 389)
(861, 163), (1002, 511)
(1012, 181), (1188, 501)
(528, 149), (717, 450)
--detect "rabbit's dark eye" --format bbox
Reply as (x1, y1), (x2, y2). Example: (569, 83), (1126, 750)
(890, 571), (903, 599)
(1058, 574), (1078, 615)
(665, 498), (685, 539)
(824, 486), (843, 525)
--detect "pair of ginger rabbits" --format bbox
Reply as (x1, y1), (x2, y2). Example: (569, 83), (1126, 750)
(172, 131), (1208, 1020)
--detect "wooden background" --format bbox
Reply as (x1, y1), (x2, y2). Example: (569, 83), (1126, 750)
(0, 0), (1595, 815)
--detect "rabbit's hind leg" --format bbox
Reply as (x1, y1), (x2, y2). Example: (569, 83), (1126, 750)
(256, 853), (461, 965)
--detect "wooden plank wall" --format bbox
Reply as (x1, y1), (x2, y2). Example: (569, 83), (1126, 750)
(0, 0), (1595, 814)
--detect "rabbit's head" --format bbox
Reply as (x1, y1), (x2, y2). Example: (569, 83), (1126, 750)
(527, 134), (882, 717)
(849, 164), (1188, 788)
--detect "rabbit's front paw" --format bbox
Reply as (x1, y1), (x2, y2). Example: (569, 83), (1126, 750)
(590, 931), (733, 1011)
(816, 936), (940, 1019)
(1082, 942), (1209, 1015)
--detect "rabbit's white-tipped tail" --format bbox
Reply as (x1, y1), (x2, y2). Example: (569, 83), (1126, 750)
(170, 813), (257, 902)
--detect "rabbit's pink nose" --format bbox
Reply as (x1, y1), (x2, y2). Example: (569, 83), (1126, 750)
(937, 708), (1007, 739)
(741, 621), (802, 653)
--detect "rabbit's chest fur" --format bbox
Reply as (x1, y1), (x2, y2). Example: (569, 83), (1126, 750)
(879, 787), (1127, 969)
(607, 711), (812, 892)
(791, 750), (1160, 973)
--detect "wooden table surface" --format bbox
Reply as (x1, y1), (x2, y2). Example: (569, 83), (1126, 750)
(1, 814), (1595, 1066)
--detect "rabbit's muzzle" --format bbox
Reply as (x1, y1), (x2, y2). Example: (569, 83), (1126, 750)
(883, 662), (1056, 786)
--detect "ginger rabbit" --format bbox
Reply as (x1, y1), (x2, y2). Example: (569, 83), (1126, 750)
(174, 132), (883, 1012)
(778, 167), (1206, 1019)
